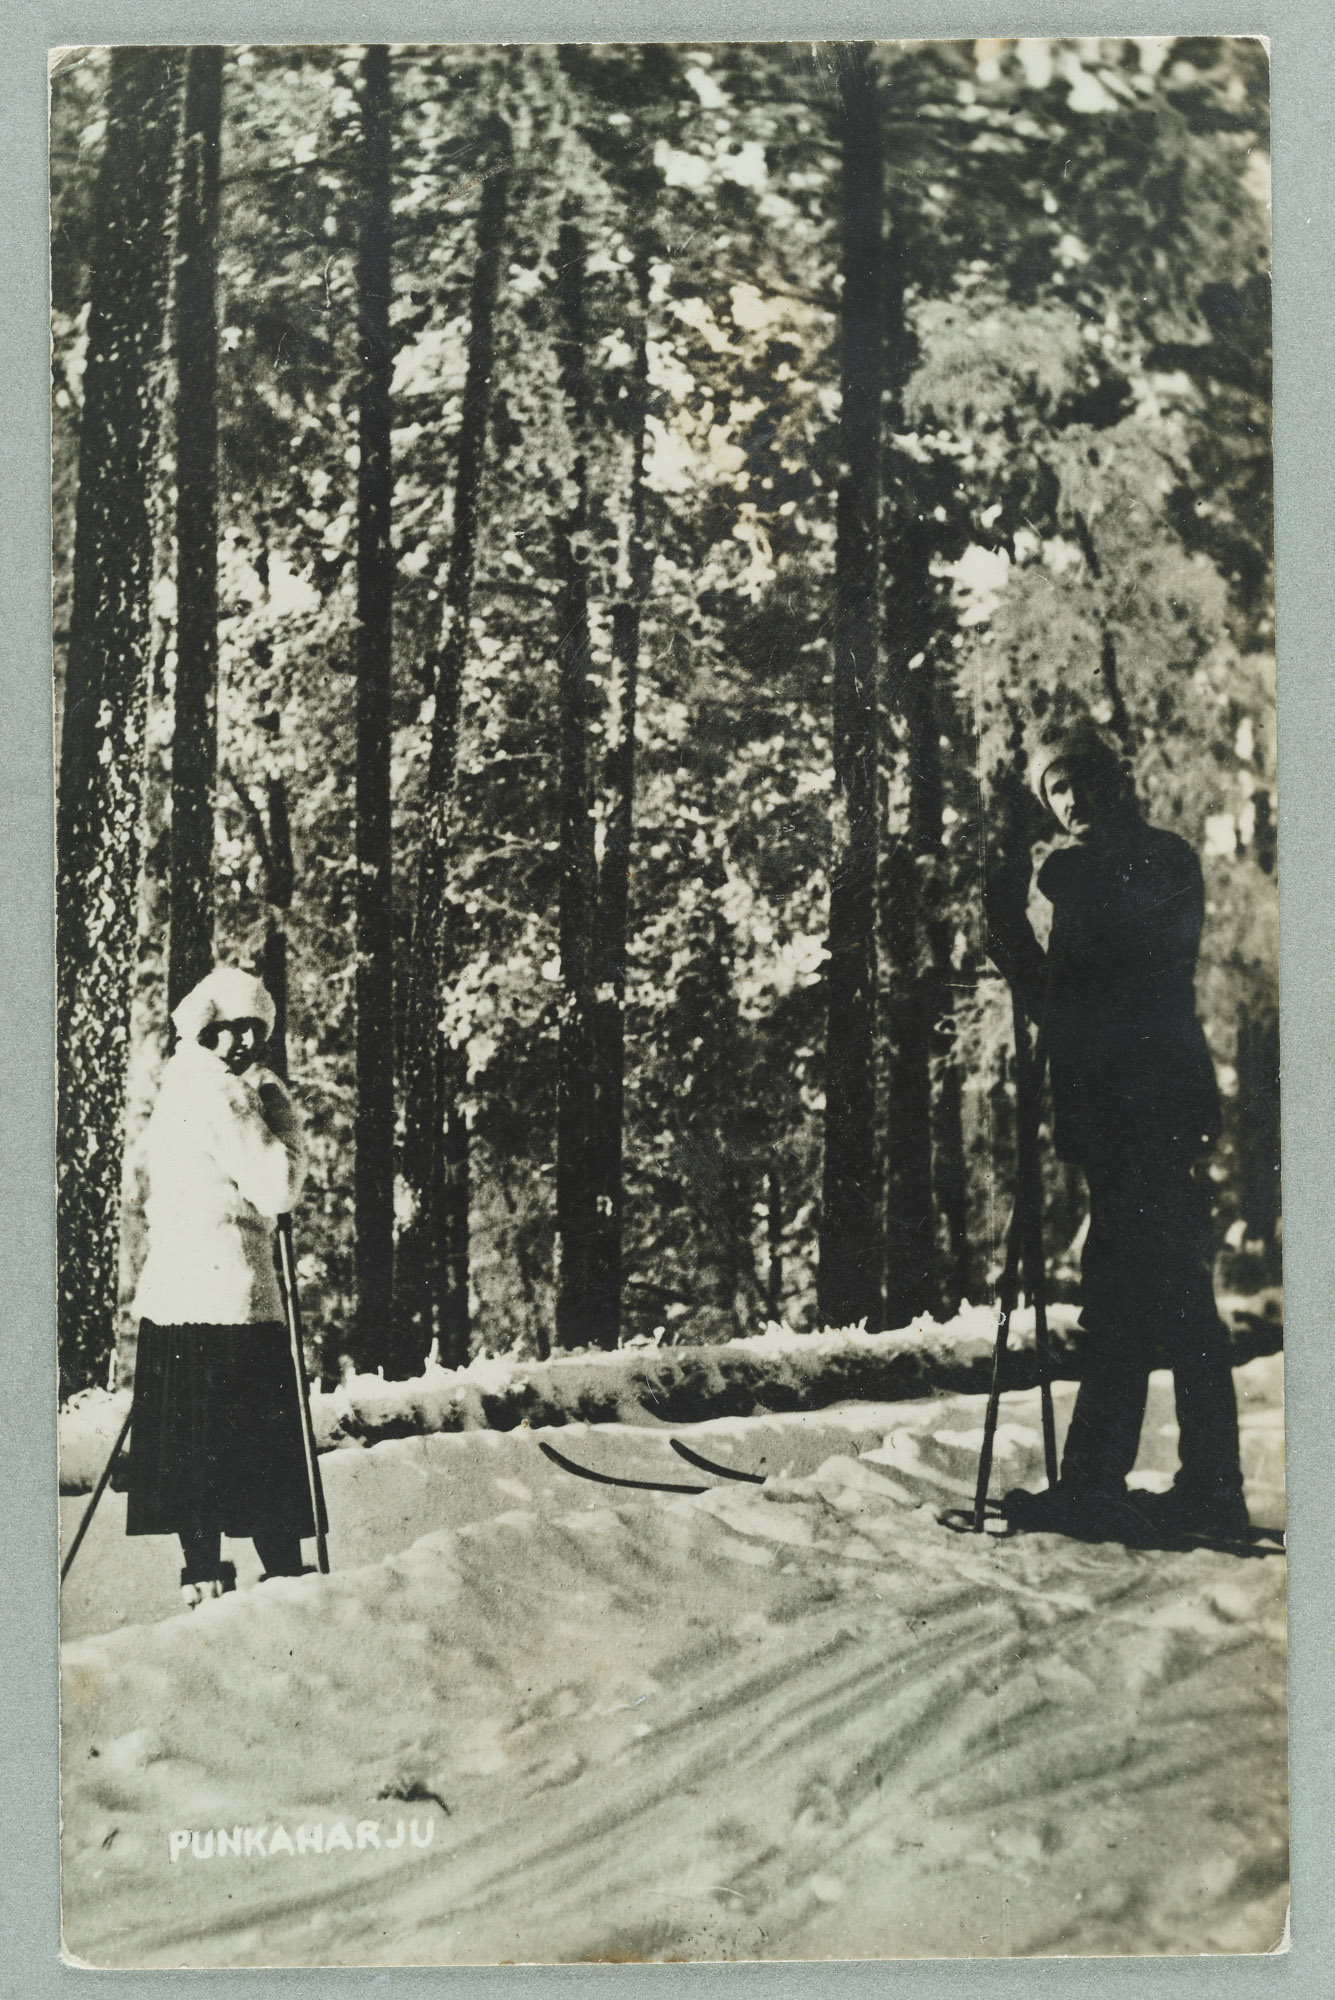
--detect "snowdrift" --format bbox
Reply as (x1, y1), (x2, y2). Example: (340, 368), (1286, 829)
(60, 1293), (1281, 1493)
(60, 1358), (1287, 1966)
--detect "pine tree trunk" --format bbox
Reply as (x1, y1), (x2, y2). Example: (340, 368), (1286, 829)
(552, 212), (599, 1350)
(885, 542), (969, 1326)
(585, 247), (651, 1351)
(705, 869), (756, 1336)
(818, 43), (884, 1332)
(396, 120), (510, 1374)
(926, 916), (970, 1313)
(765, 1166), (784, 1321)
(672, 827), (756, 1342)
(352, 45), (395, 1369)
(258, 922), (289, 1076)
(881, 892), (933, 1326)
(56, 49), (182, 1398)
(878, 168), (941, 1330)
(231, 771), (295, 1081)
(1071, 510), (1135, 751)
(881, 508), (940, 1327)
(168, 46), (223, 1017)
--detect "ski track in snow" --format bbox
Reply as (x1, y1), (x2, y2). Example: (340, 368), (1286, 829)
(60, 1358), (1287, 1965)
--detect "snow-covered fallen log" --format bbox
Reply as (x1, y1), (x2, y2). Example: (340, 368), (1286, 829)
(309, 1302), (1074, 1452)
(60, 1292), (1280, 1491)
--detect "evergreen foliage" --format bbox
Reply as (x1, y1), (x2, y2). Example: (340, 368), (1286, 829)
(51, 39), (1276, 1388)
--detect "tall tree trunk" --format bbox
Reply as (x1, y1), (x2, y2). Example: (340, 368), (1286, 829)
(1070, 509), (1134, 752)
(880, 899), (933, 1323)
(552, 211), (599, 1350)
(352, 45), (395, 1369)
(585, 246), (651, 1351)
(881, 511), (940, 1326)
(878, 169), (940, 1329)
(395, 121), (511, 1375)
(168, 46), (223, 1017)
(237, 772), (327, 1388)
(700, 840), (758, 1336)
(883, 579), (970, 1323)
(926, 922), (971, 1313)
(231, 770), (294, 1081)
(56, 49), (182, 1398)
(818, 43), (884, 1331)
(765, 1166), (784, 1321)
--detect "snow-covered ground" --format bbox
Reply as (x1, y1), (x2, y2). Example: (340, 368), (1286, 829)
(60, 1356), (1286, 1967)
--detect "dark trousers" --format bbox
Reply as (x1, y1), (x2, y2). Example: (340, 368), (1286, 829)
(180, 1526), (304, 1580)
(1061, 1150), (1243, 1505)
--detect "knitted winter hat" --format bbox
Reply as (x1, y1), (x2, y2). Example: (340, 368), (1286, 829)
(171, 965), (276, 1046)
(1027, 718), (1131, 806)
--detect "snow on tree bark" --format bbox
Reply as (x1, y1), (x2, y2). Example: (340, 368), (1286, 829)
(168, 45), (223, 1016)
(396, 119), (511, 1374)
(56, 48), (182, 1398)
(352, 45), (395, 1369)
(818, 44), (884, 1333)
(553, 41), (680, 1349)
(552, 210), (600, 1350)
(880, 178), (945, 1329)
(880, 517), (941, 1328)
(584, 245), (651, 1351)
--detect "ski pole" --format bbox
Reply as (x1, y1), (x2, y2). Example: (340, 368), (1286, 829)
(276, 1213), (330, 1574)
(972, 1162), (1026, 1532)
(1012, 994), (1059, 1491)
(61, 1402), (133, 1584)
(972, 1013), (1054, 1529)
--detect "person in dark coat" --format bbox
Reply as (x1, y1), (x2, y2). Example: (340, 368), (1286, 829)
(986, 721), (1248, 1539)
(125, 966), (323, 1606)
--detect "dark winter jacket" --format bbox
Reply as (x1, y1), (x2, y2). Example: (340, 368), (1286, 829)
(991, 818), (1221, 1166)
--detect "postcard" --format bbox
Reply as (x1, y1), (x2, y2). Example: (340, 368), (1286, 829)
(54, 37), (1284, 1965)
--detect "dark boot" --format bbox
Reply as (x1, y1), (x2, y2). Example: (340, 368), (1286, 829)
(253, 1531), (305, 1579)
(178, 1529), (236, 1608)
(1136, 1482), (1251, 1543)
(1001, 1482), (1148, 1541)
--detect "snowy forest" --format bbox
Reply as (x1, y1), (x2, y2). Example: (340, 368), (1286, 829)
(52, 37), (1276, 1401)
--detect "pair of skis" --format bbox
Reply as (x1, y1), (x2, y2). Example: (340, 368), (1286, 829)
(538, 1436), (765, 1494)
(544, 998), (1056, 1524)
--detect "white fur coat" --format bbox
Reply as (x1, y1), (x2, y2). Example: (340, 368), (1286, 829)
(132, 1042), (308, 1326)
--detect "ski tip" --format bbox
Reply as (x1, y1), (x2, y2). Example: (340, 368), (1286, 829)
(670, 1439), (765, 1483)
(536, 1437), (707, 1494)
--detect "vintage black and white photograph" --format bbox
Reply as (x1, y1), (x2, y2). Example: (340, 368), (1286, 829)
(54, 36), (1284, 1966)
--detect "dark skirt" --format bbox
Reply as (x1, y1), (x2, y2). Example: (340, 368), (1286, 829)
(125, 1320), (324, 1541)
